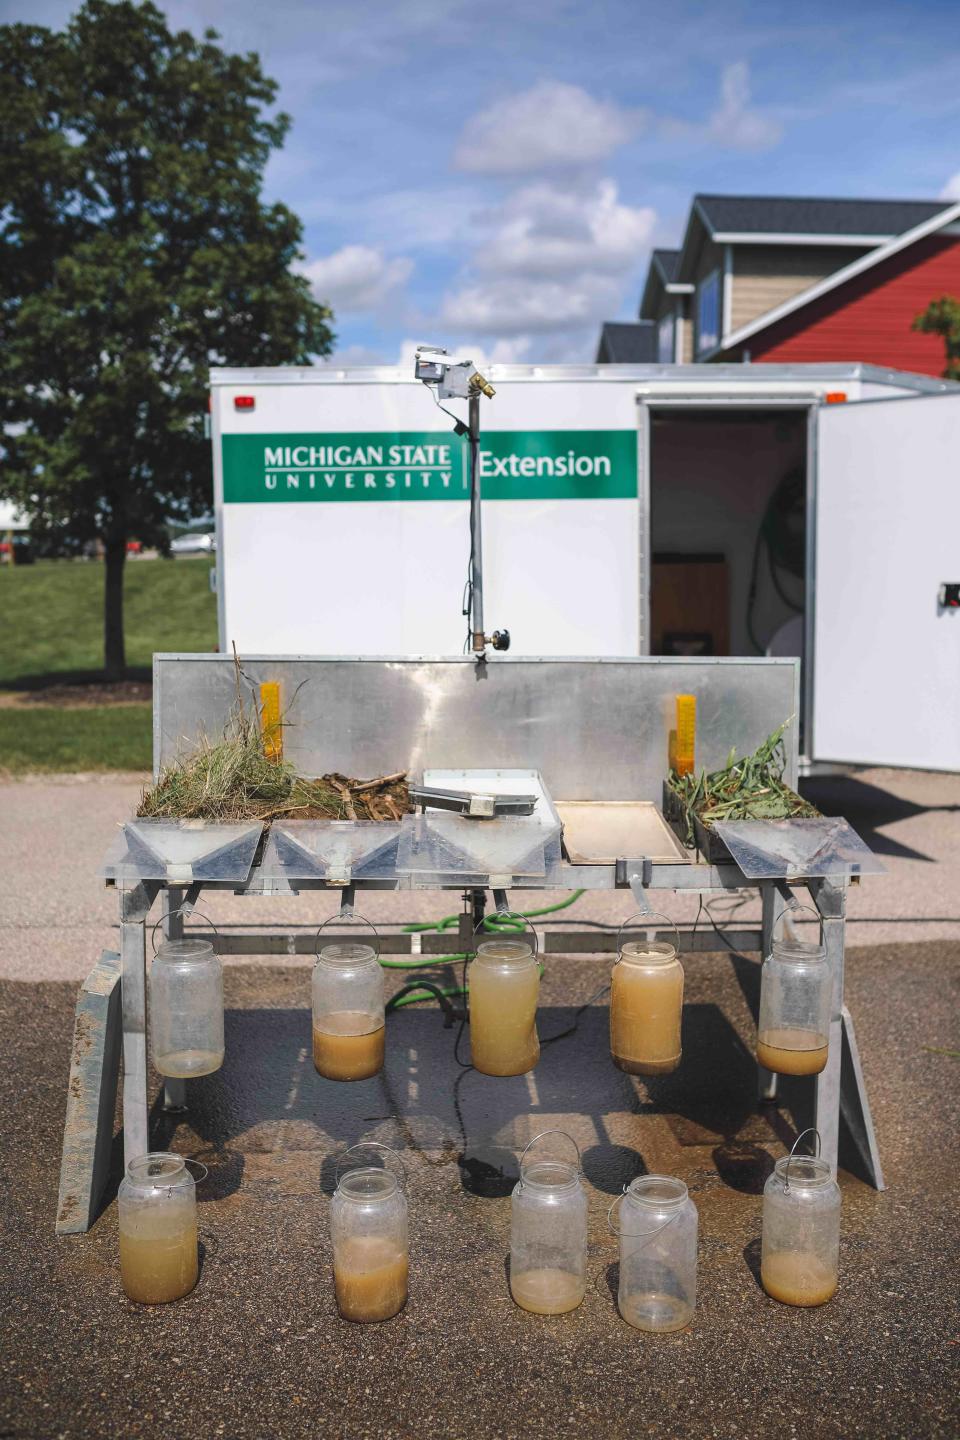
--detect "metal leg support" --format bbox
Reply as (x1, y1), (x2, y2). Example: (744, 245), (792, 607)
(120, 881), (158, 1168)
(840, 1004), (885, 1189)
(808, 878), (883, 1188)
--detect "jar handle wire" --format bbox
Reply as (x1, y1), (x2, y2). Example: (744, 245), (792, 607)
(783, 1127), (821, 1193)
(607, 1186), (682, 1244)
(314, 910), (381, 958)
(334, 1141), (407, 1191)
(614, 911), (681, 958)
(149, 905), (220, 955)
(183, 1158), (209, 1185)
(473, 908), (540, 959)
(772, 903), (824, 947)
(606, 1187), (685, 1242)
(518, 1128), (581, 1186)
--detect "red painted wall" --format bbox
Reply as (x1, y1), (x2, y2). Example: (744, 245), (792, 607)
(724, 234), (960, 376)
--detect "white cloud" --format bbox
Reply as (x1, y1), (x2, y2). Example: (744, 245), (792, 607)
(705, 61), (782, 151)
(319, 342), (391, 366)
(454, 80), (641, 176)
(476, 179), (655, 279)
(440, 276), (618, 335)
(437, 178), (654, 343)
(301, 245), (413, 313)
(395, 336), (532, 371)
(940, 171), (960, 200)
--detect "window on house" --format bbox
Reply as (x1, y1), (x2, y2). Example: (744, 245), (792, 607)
(657, 313), (675, 363)
(697, 270), (720, 354)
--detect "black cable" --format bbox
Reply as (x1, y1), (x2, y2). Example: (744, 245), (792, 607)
(540, 981), (610, 1047)
(703, 901), (747, 957)
(466, 422), (478, 652)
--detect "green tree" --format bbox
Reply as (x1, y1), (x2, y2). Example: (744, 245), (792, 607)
(912, 296), (960, 382)
(0, 1), (333, 677)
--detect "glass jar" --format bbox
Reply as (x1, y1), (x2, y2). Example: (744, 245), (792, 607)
(118, 1152), (198, 1304)
(149, 927), (224, 1078)
(614, 1175), (698, 1333)
(330, 1144), (408, 1323)
(510, 1130), (588, 1315)
(761, 1134), (840, 1307)
(312, 941), (385, 1081)
(469, 938), (540, 1077)
(757, 906), (831, 1076)
(610, 913), (683, 1075)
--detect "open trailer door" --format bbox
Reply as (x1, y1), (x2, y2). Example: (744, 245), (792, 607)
(813, 391), (960, 770)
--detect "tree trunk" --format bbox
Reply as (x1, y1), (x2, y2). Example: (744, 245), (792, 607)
(103, 537), (127, 680)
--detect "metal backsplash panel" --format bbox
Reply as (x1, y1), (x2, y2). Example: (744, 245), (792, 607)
(153, 655), (799, 802)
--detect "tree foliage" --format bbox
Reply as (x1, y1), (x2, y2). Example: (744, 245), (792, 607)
(912, 295), (960, 382)
(0, 0), (333, 674)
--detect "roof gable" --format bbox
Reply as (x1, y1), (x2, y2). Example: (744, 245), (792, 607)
(652, 248), (681, 283)
(695, 194), (950, 239)
(596, 321), (657, 363)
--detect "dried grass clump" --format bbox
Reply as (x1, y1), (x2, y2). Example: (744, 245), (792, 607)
(137, 702), (410, 823)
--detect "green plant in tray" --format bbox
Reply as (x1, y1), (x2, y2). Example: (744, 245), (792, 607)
(666, 721), (818, 848)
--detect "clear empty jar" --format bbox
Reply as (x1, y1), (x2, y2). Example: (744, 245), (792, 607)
(118, 1152), (198, 1304)
(510, 1130), (588, 1315)
(761, 1130), (840, 1307)
(330, 1143), (408, 1323)
(469, 937), (540, 1077)
(149, 910), (224, 1078)
(313, 919), (385, 1081)
(610, 913), (683, 1075)
(613, 1175), (698, 1333)
(757, 905), (831, 1076)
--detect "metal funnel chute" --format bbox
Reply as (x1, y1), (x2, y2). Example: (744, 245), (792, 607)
(101, 819), (264, 885)
(262, 820), (401, 884)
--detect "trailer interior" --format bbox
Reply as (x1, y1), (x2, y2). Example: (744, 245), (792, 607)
(649, 408), (808, 667)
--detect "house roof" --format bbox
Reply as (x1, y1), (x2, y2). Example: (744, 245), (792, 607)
(640, 249), (693, 318)
(595, 321), (657, 363)
(714, 198), (960, 358)
(694, 194), (950, 240)
(652, 248), (681, 283)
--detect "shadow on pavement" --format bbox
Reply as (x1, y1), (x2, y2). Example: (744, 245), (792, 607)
(800, 772), (960, 863)
(149, 1000), (809, 1200)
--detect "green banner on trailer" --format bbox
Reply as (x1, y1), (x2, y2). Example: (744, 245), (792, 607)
(221, 430), (638, 503)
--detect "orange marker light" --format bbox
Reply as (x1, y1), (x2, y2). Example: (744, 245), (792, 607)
(824, 392), (847, 404)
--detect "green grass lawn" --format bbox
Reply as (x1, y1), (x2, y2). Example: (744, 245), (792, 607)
(0, 555), (217, 687)
(0, 556), (217, 773)
(0, 704), (153, 773)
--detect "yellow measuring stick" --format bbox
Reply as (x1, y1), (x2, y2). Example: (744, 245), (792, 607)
(260, 681), (282, 763)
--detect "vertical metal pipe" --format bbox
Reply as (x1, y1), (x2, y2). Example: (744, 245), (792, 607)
(758, 884), (783, 1102)
(469, 392), (484, 652)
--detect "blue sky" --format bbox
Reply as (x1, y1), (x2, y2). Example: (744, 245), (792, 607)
(6, 0), (960, 363)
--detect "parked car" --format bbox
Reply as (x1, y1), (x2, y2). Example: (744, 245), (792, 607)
(170, 531), (216, 555)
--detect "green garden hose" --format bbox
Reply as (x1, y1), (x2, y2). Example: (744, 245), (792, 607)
(380, 889), (586, 1002)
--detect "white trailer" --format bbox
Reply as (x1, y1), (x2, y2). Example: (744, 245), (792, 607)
(209, 362), (960, 771)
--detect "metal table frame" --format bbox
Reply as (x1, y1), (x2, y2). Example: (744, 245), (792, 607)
(57, 856), (884, 1234)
